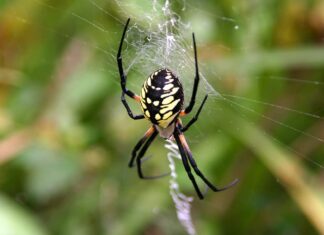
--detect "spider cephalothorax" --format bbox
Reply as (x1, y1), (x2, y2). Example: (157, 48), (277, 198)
(117, 18), (237, 199)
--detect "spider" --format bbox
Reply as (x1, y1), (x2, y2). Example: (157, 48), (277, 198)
(117, 18), (238, 199)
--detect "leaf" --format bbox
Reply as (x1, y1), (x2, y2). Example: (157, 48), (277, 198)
(0, 194), (48, 235)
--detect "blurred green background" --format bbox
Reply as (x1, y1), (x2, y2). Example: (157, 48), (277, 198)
(0, 0), (324, 234)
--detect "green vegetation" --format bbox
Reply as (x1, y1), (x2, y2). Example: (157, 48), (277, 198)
(0, 0), (323, 234)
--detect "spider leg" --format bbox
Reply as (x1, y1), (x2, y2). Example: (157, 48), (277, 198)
(117, 18), (143, 120)
(134, 128), (170, 179)
(117, 18), (140, 101)
(173, 127), (204, 199)
(182, 33), (200, 116)
(177, 125), (239, 192)
(121, 92), (144, 120)
(181, 94), (208, 132)
(129, 126), (156, 167)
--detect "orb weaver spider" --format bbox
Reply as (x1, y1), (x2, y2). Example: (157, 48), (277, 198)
(117, 18), (238, 199)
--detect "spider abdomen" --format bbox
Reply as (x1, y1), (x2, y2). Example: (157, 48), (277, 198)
(140, 68), (184, 128)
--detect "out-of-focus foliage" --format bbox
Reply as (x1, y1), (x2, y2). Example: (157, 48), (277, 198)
(0, 0), (323, 235)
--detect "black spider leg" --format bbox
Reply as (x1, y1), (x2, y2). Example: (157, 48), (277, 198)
(184, 33), (200, 114)
(128, 126), (156, 167)
(181, 94), (208, 132)
(173, 127), (204, 199)
(117, 18), (144, 120)
(180, 131), (239, 192)
(121, 92), (144, 120)
(130, 127), (170, 179)
(117, 18), (137, 99)
(174, 125), (239, 199)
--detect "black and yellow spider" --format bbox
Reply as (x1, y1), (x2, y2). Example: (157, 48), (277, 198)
(117, 18), (237, 199)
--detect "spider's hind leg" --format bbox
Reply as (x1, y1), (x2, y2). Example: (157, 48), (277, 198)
(129, 126), (156, 167)
(183, 136), (239, 192)
(173, 127), (204, 199)
(174, 125), (238, 199)
(130, 126), (170, 179)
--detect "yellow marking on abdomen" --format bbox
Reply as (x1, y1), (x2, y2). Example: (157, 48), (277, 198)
(141, 88), (146, 98)
(141, 100), (147, 109)
(158, 112), (179, 128)
(162, 96), (174, 105)
(160, 99), (180, 114)
(147, 77), (152, 86)
(163, 84), (174, 90)
(161, 87), (179, 98)
(145, 110), (150, 118)
(155, 113), (161, 120)
(162, 111), (173, 120)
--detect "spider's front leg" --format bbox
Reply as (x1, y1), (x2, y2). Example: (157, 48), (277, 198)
(182, 33), (200, 115)
(117, 18), (144, 120)
(179, 33), (205, 125)
(117, 18), (138, 100)
(121, 92), (144, 120)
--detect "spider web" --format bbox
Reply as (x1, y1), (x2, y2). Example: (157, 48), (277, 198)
(113, 1), (203, 233)
(1, 0), (324, 234)
(114, 0), (217, 100)
(110, 1), (324, 234)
